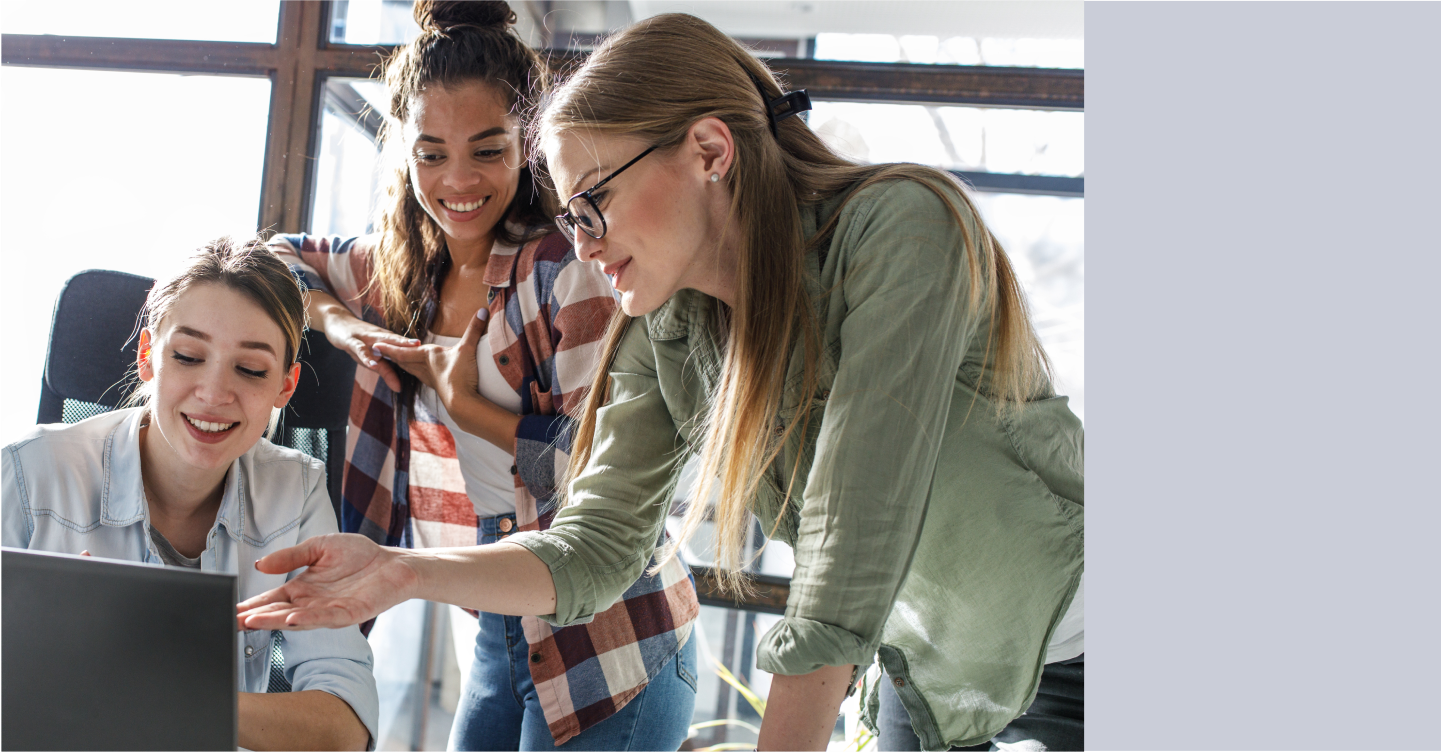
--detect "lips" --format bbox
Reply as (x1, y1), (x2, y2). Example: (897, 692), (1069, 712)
(602, 259), (630, 289)
(439, 196), (488, 221)
(182, 413), (239, 445)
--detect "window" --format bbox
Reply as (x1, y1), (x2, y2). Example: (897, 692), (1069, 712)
(0, 67), (271, 445)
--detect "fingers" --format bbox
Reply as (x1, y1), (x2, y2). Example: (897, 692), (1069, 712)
(237, 590), (289, 613)
(238, 602), (352, 631)
(349, 338), (381, 369)
(253, 538), (320, 576)
(238, 604), (305, 631)
(374, 359), (404, 393)
(346, 338), (405, 391)
(234, 598), (298, 631)
(372, 342), (436, 364)
(79, 550), (91, 557)
(371, 332), (422, 348)
(460, 307), (489, 349)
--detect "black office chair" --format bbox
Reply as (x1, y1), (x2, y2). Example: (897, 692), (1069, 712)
(272, 327), (357, 525)
(36, 269), (154, 424)
(38, 269), (356, 519)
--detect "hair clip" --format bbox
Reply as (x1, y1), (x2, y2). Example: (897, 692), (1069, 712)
(767, 90), (812, 130)
(744, 66), (812, 138)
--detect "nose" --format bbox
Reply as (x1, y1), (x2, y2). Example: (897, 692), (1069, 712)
(193, 367), (237, 407)
(440, 156), (483, 191)
(573, 231), (605, 263)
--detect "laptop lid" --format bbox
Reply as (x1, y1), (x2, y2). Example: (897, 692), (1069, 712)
(2, 547), (238, 751)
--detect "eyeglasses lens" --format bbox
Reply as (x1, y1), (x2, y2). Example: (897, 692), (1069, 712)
(567, 196), (604, 240)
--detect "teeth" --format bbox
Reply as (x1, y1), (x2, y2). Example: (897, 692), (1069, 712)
(442, 198), (485, 212)
(185, 415), (235, 433)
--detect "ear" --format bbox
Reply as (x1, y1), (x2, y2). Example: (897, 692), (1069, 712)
(273, 362), (301, 409)
(687, 117), (736, 182)
(137, 329), (155, 383)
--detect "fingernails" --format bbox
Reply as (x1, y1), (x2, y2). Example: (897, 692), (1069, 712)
(367, 359), (378, 367)
(476, 308), (489, 322)
(408, 338), (421, 344)
(372, 345), (383, 357)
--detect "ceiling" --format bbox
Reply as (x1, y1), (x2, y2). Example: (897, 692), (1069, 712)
(532, 1), (1083, 41)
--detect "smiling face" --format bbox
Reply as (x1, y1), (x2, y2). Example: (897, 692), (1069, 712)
(137, 283), (299, 476)
(546, 128), (735, 316)
(405, 80), (523, 255)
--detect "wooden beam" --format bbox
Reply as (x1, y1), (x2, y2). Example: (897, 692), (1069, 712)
(691, 566), (791, 616)
(534, 50), (1082, 109)
(771, 58), (1084, 110)
(314, 44), (392, 79)
(258, 0), (330, 234)
(0, 34), (277, 75)
(3, 34), (1082, 111)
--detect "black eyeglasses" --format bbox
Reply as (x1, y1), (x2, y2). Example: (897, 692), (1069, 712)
(555, 145), (657, 240)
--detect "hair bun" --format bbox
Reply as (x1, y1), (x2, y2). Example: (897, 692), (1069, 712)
(413, 0), (516, 32)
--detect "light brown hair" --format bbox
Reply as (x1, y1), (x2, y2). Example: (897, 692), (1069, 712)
(541, 14), (1052, 592)
(129, 235), (307, 428)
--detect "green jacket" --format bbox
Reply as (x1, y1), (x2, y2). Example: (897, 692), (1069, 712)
(509, 177), (1084, 748)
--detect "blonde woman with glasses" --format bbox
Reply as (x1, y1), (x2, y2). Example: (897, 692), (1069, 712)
(241, 13), (1084, 752)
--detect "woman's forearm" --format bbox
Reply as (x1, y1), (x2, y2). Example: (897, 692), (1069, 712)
(756, 664), (856, 750)
(402, 541), (557, 616)
(442, 390), (521, 454)
(238, 689), (369, 751)
(307, 289), (354, 337)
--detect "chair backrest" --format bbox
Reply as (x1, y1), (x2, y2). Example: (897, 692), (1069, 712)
(272, 327), (357, 523)
(37, 269), (154, 424)
(37, 269), (356, 523)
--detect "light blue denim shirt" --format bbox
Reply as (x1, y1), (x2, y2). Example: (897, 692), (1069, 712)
(2, 407), (379, 747)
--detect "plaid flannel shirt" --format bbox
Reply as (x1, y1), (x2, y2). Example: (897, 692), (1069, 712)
(270, 231), (698, 745)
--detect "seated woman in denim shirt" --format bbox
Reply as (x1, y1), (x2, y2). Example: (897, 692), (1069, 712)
(2, 237), (378, 751)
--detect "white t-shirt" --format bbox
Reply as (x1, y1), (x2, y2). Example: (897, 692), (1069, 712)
(419, 332), (523, 519)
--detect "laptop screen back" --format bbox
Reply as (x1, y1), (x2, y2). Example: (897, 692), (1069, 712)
(2, 548), (237, 751)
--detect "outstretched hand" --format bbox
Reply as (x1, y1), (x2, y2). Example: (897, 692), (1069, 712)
(235, 533), (418, 632)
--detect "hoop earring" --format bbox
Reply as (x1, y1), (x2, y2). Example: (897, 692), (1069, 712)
(710, 173), (720, 183)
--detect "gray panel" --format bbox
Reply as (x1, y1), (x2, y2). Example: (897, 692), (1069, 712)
(2, 548), (237, 751)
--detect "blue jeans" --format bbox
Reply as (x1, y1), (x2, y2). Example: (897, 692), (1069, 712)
(447, 514), (698, 751)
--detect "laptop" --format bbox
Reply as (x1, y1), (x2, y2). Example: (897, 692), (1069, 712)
(2, 547), (238, 751)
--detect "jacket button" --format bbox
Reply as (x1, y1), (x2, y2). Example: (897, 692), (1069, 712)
(893, 677), (905, 688)
(245, 646), (255, 657)
(510, 464), (518, 475)
(531, 652), (543, 663)
(819, 389), (830, 400)
(499, 518), (513, 532)
(498, 355), (510, 366)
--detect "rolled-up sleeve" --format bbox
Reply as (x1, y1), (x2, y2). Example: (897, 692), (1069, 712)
(756, 180), (982, 676)
(283, 462), (380, 746)
(268, 234), (372, 320)
(506, 318), (687, 626)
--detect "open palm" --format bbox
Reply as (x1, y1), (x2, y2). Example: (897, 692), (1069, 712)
(236, 533), (418, 631)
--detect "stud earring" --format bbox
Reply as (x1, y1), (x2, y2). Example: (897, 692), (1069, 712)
(710, 173), (720, 183)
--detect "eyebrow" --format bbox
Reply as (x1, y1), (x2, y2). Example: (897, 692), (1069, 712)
(416, 126), (511, 145)
(567, 166), (604, 198)
(173, 326), (277, 356)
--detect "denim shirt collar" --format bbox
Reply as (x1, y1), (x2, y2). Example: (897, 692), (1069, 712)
(100, 408), (248, 542)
